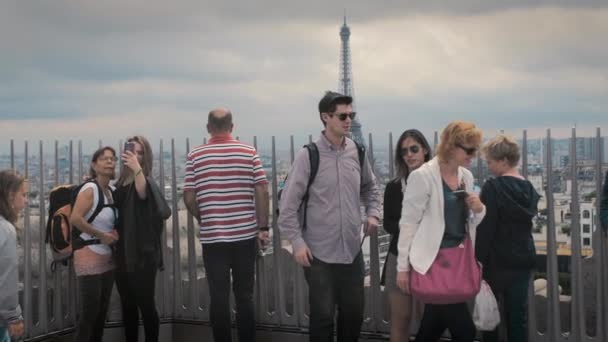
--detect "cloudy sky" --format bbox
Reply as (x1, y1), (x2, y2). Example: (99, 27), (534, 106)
(1, 0), (607, 152)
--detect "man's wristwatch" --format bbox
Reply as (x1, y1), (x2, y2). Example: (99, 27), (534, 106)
(259, 226), (270, 231)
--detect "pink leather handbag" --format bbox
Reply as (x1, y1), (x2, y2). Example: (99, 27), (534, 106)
(410, 237), (481, 304)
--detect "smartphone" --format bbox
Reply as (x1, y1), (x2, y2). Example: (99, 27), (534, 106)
(124, 142), (135, 153)
(453, 189), (468, 199)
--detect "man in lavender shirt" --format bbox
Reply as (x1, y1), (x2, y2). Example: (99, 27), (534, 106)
(278, 91), (381, 342)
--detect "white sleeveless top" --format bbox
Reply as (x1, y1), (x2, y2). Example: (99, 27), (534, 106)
(78, 182), (117, 255)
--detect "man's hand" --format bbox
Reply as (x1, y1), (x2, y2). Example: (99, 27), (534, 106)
(363, 216), (379, 236)
(258, 230), (270, 251)
(396, 271), (410, 294)
(294, 244), (313, 267)
(9, 320), (24, 338)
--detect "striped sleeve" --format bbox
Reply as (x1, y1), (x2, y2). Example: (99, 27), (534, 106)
(252, 151), (268, 185)
(184, 152), (195, 191)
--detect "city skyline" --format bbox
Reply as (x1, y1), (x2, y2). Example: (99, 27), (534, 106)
(1, 1), (607, 148)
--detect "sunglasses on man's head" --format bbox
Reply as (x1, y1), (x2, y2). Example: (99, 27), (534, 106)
(329, 112), (356, 121)
(456, 143), (478, 156)
(399, 145), (421, 156)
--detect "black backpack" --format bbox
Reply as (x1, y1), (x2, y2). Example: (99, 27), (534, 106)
(45, 180), (111, 271)
(277, 141), (366, 230)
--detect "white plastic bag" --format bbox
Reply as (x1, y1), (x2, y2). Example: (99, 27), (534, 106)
(473, 280), (501, 331)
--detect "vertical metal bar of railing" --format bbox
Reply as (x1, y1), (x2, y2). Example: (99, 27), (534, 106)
(23, 141), (32, 338)
(291, 138), (307, 329)
(388, 132), (394, 179)
(52, 141), (62, 330)
(77, 141), (83, 182)
(523, 130), (539, 342)
(594, 128), (607, 342)
(290, 135), (295, 164)
(367, 133), (383, 332)
(570, 127), (585, 341)
(522, 130), (528, 179)
(171, 139), (183, 317)
(308, 134), (312, 144)
(67, 141), (76, 326)
(433, 131), (438, 156)
(545, 129), (563, 342)
(158, 139), (170, 318)
(10, 139), (14, 170)
(184, 139), (199, 319)
(253, 136), (258, 150)
(271, 136), (289, 326)
(476, 149), (483, 184)
(38, 141), (48, 334)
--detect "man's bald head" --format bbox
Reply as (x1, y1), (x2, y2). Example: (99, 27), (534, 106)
(207, 108), (234, 134)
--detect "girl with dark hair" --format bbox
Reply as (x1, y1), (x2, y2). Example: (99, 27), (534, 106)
(70, 146), (119, 342)
(382, 129), (431, 342)
(0, 170), (27, 341)
(114, 136), (168, 342)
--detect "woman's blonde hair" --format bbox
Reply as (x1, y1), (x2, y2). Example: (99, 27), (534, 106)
(436, 121), (482, 160)
(482, 135), (520, 167)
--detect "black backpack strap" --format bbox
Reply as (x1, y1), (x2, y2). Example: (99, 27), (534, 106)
(87, 180), (106, 224)
(301, 142), (320, 230)
(354, 141), (366, 172)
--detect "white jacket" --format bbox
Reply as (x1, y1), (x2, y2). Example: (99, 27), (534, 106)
(396, 157), (486, 274)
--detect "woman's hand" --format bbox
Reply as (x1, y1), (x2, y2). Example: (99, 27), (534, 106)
(9, 320), (24, 338)
(122, 151), (141, 173)
(396, 271), (410, 294)
(99, 230), (119, 245)
(465, 193), (484, 214)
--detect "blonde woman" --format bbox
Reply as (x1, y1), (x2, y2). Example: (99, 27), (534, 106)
(396, 121), (486, 342)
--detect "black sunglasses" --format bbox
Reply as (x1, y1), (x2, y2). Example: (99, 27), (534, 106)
(456, 143), (478, 155)
(399, 145), (421, 156)
(329, 112), (356, 121)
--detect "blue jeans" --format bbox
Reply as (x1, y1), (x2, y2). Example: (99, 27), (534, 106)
(303, 252), (365, 342)
(0, 326), (10, 342)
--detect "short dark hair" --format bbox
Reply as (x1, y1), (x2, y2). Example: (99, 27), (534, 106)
(89, 146), (116, 179)
(318, 91), (352, 126)
(208, 110), (233, 133)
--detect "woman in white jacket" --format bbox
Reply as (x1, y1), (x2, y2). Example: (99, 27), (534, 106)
(396, 121), (486, 342)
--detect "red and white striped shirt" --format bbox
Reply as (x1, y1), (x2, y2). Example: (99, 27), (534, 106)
(184, 135), (268, 244)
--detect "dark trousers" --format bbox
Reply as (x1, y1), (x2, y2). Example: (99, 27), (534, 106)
(115, 259), (160, 342)
(74, 270), (114, 342)
(202, 238), (257, 342)
(482, 271), (531, 342)
(303, 252), (365, 342)
(414, 303), (476, 342)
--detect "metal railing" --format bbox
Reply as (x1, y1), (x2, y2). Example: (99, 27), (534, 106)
(4, 127), (608, 341)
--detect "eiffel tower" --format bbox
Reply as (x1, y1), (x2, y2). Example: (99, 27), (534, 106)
(338, 15), (365, 146)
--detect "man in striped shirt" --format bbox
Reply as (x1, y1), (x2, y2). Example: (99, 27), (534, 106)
(183, 108), (269, 342)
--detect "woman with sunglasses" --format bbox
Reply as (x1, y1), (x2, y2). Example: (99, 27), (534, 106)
(70, 146), (119, 342)
(114, 136), (168, 342)
(382, 129), (431, 342)
(396, 121), (485, 342)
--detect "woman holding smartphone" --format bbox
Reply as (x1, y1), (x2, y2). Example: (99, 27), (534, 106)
(396, 121), (485, 342)
(114, 136), (168, 342)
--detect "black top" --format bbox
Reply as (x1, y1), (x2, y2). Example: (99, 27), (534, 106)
(383, 178), (404, 256)
(114, 183), (164, 272)
(476, 176), (540, 276)
(441, 181), (467, 248)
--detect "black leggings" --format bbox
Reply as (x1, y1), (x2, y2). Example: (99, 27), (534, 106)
(415, 303), (476, 342)
(74, 270), (114, 342)
(115, 261), (160, 342)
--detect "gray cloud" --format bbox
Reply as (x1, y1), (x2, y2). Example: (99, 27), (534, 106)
(1, 1), (607, 147)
